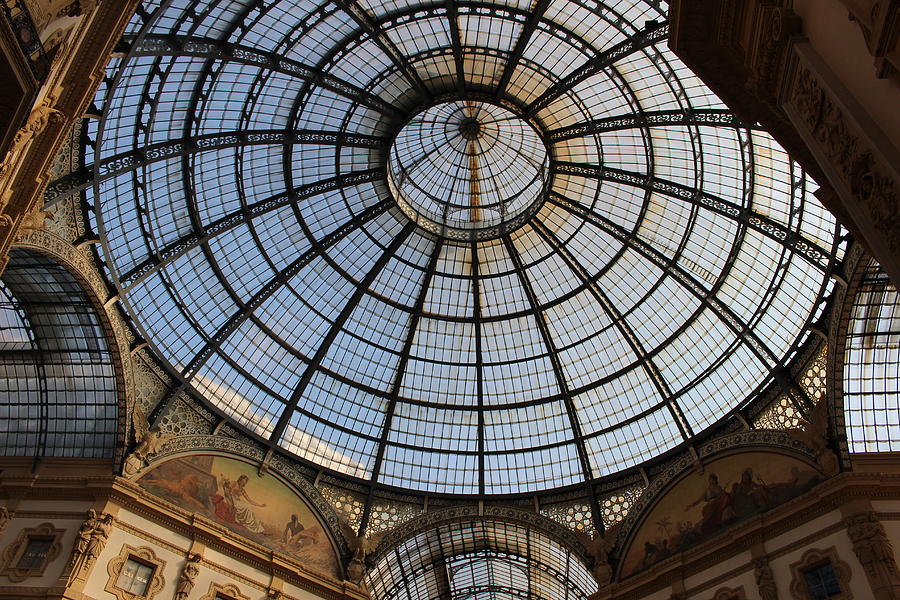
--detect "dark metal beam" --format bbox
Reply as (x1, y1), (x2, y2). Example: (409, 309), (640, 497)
(547, 108), (752, 142)
(116, 168), (384, 291)
(269, 222), (417, 443)
(472, 239), (485, 496)
(530, 218), (693, 444)
(494, 0), (552, 96)
(182, 197), (394, 377)
(547, 191), (779, 367)
(120, 34), (401, 117)
(361, 237), (445, 533)
(501, 235), (596, 484)
(45, 129), (385, 208)
(551, 161), (834, 270)
(445, 0), (467, 91)
(525, 22), (668, 118)
(331, 0), (431, 99)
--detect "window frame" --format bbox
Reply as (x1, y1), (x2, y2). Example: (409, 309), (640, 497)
(0, 522), (64, 582)
(104, 545), (166, 600)
(789, 547), (853, 600)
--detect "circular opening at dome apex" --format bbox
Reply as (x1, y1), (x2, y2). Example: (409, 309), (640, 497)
(387, 100), (550, 241)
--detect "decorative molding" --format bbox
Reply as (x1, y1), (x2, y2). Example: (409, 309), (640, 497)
(200, 581), (251, 600)
(788, 547), (853, 600)
(0, 522), (64, 582)
(712, 585), (747, 600)
(111, 514), (187, 556)
(782, 42), (900, 283)
(838, 0), (900, 84)
(104, 544), (167, 600)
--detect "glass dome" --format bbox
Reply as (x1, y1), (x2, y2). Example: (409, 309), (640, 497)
(86, 0), (842, 496)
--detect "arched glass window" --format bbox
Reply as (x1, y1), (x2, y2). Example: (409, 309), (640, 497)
(367, 519), (596, 600)
(0, 249), (119, 458)
(844, 260), (900, 452)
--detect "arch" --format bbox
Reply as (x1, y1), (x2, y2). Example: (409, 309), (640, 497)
(0, 247), (123, 459)
(616, 444), (823, 579)
(366, 508), (597, 600)
(841, 255), (900, 453)
(135, 450), (345, 579)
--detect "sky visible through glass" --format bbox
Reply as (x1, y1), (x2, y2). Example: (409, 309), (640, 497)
(85, 0), (843, 496)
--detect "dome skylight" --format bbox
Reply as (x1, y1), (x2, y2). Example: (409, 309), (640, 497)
(388, 99), (549, 240)
(85, 0), (842, 496)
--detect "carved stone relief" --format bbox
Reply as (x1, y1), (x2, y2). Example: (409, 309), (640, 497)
(69, 510), (114, 583)
(784, 51), (900, 272)
(754, 556), (779, 600)
(845, 511), (900, 599)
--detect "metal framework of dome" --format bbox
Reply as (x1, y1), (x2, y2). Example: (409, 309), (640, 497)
(81, 0), (844, 505)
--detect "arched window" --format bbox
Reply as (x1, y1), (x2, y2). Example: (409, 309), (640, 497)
(0, 248), (119, 458)
(844, 259), (900, 452)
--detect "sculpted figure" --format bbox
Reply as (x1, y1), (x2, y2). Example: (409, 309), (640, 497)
(847, 513), (900, 596)
(754, 557), (778, 600)
(69, 510), (109, 581)
(123, 406), (172, 477)
(175, 554), (201, 600)
(338, 520), (389, 584)
(578, 525), (619, 587)
(788, 401), (840, 476)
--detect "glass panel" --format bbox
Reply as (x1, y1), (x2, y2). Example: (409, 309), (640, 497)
(83, 0), (840, 494)
(15, 538), (52, 570)
(116, 558), (154, 595)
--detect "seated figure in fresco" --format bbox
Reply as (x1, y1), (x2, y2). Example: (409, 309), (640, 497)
(282, 514), (305, 546)
(730, 468), (771, 518)
(684, 473), (733, 536)
(211, 474), (268, 534)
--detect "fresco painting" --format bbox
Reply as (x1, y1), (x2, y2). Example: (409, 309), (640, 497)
(138, 455), (339, 577)
(621, 451), (822, 578)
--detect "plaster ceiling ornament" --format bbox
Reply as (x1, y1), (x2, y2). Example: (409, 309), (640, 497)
(86, 0), (843, 500)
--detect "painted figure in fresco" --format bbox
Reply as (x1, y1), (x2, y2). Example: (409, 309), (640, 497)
(282, 514), (305, 546)
(213, 474), (267, 534)
(685, 473), (733, 534)
(730, 468), (771, 515)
